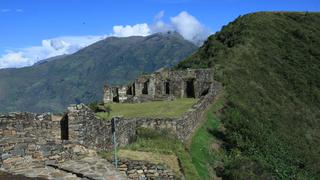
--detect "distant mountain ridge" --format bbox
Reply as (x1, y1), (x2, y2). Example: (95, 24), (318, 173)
(0, 31), (197, 113)
(34, 54), (69, 66)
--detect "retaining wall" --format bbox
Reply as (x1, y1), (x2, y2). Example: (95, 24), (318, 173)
(67, 81), (221, 150)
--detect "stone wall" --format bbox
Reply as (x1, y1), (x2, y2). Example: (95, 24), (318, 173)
(111, 159), (177, 180)
(0, 112), (93, 170)
(176, 82), (222, 141)
(0, 112), (60, 140)
(67, 105), (139, 150)
(103, 68), (215, 104)
(67, 81), (221, 151)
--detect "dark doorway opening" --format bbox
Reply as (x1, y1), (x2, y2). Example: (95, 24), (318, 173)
(142, 80), (149, 95)
(186, 80), (195, 98)
(113, 88), (119, 102)
(165, 81), (170, 95)
(60, 114), (69, 140)
(132, 83), (136, 96)
(126, 86), (133, 95)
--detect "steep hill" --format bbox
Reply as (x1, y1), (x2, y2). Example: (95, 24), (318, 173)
(0, 32), (197, 113)
(177, 12), (320, 179)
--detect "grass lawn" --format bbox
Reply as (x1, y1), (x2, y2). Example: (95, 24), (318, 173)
(96, 98), (197, 120)
(189, 93), (225, 179)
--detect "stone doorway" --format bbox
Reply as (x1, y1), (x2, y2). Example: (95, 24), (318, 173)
(165, 81), (170, 95)
(113, 88), (119, 102)
(142, 81), (149, 95)
(186, 80), (195, 98)
(126, 86), (133, 95)
(132, 83), (136, 96)
(60, 114), (69, 140)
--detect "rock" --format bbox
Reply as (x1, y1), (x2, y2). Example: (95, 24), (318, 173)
(156, 165), (164, 170)
(1, 153), (11, 160)
(119, 164), (127, 168)
(137, 170), (144, 174)
(127, 169), (136, 174)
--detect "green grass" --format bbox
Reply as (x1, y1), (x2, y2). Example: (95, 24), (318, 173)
(96, 98), (197, 120)
(177, 12), (320, 179)
(189, 94), (225, 179)
(125, 128), (201, 180)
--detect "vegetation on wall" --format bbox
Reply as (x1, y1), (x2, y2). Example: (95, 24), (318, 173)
(177, 12), (320, 179)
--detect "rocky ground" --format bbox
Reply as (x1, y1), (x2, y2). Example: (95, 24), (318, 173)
(2, 156), (127, 180)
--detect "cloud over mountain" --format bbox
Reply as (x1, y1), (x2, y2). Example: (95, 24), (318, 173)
(0, 11), (211, 69)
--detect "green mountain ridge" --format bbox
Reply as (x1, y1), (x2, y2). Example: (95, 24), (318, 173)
(0, 32), (197, 113)
(177, 12), (320, 179)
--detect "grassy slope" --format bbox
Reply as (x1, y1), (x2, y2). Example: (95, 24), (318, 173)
(177, 12), (320, 179)
(96, 98), (197, 120)
(189, 93), (225, 179)
(0, 32), (197, 113)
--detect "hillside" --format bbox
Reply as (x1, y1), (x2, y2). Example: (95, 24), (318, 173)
(0, 32), (197, 113)
(177, 12), (320, 179)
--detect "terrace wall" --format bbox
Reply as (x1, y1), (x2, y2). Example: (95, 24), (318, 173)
(67, 81), (222, 151)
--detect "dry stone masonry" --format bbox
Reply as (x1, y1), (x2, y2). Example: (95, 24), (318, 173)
(109, 159), (177, 180)
(0, 68), (221, 179)
(103, 68), (215, 103)
(0, 112), (126, 179)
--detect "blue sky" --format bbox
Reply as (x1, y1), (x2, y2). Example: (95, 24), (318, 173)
(0, 0), (319, 68)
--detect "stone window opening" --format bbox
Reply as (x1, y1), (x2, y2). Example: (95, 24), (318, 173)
(113, 88), (120, 102)
(165, 81), (170, 95)
(186, 79), (195, 98)
(60, 114), (69, 140)
(142, 80), (149, 95)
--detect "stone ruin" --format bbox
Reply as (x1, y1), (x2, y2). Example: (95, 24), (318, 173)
(0, 68), (221, 179)
(103, 68), (214, 103)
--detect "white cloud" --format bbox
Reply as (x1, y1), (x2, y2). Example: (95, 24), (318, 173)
(171, 11), (205, 41)
(0, 52), (30, 68)
(112, 23), (151, 37)
(0, 11), (211, 69)
(151, 11), (211, 45)
(151, 11), (172, 33)
(170, 11), (211, 45)
(0, 35), (106, 69)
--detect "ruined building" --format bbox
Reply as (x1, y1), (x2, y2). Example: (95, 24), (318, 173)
(103, 68), (214, 103)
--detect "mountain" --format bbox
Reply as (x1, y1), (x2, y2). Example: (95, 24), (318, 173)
(177, 12), (320, 179)
(0, 32), (197, 113)
(34, 54), (68, 65)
